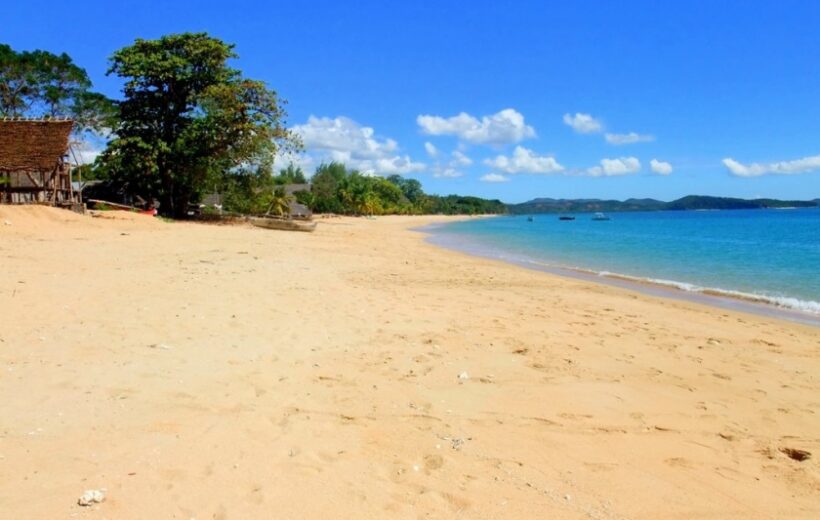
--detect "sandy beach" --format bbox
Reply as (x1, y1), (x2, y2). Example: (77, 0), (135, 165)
(1, 206), (818, 519)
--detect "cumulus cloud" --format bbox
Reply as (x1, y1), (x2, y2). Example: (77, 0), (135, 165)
(424, 142), (438, 158)
(68, 129), (111, 166)
(417, 108), (536, 145)
(433, 168), (464, 178)
(480, 173), (510, 183)
(451, 150), (473, 166)
(605, 132), (655, 145)
(72, 143), (102, 165)
(722, 155), (820, 177)
(585, 157), (641, 177)
(650, 159), (673, 175)
(290, 116), (424, 175)
(563, 113), (603, 134)
(484, 146), (564, 174)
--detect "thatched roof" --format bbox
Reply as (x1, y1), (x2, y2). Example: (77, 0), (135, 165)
(0, 119), (73, 172)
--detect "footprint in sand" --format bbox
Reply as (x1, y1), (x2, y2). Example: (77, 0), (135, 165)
(424, 454), (444, 472)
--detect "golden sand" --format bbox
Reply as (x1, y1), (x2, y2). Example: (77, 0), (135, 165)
(1, 206), (818, 518)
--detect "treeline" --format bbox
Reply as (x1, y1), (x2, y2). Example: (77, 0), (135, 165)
(215, 161), (505, 216)
(0, 44), (115, 129)
(509, 195), (819, 214)
(2, 35), (504, 218)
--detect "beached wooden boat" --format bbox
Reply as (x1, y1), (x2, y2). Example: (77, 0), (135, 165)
(250, 216), (317, 232)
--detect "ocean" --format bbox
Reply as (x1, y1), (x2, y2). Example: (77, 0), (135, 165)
(425, 208), (820, 320)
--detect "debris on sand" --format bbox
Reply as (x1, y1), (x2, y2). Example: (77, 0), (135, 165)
(457, 371), (469, 381)
(780, 447), (811, 462)
(78, 489), (105, 506)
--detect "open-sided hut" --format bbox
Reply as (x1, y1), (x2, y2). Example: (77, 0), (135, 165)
(0, 118), (76, 205)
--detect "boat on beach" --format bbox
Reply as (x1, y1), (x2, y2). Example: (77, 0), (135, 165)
(249, 216), (317, 232)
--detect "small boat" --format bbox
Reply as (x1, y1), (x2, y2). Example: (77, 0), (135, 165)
(250, 216), (317, 232)
(558, 215), (575, 221)
(592, 212), (610, 221)
(527, 216), (534, 222)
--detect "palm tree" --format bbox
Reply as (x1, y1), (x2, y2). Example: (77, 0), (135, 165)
(266, 186), (293, 217)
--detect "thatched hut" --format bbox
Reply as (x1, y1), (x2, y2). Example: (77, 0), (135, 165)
(0, 118), (77, 205)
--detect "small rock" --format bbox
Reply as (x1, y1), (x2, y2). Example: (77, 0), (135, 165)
(78, 489), (105, 506)
(564, 494), (572, 501)
(3, 220), (11, 226)
(149, 343), (172, 350)
(451, 438), (465, 450)
(458, 372), (469, 381)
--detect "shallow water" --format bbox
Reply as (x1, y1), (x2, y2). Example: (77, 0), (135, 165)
(425, 208), (820, 318)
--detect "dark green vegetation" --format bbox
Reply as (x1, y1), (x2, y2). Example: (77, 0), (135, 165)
(97, 33), (300, 218)
(0, 44), (115, 131)
(274, 162), (505, 216)
(508, 195), (819, 214)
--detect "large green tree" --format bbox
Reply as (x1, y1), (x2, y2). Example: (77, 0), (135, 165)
(99, 33), (300, 217)
(0, 43), (115, 130)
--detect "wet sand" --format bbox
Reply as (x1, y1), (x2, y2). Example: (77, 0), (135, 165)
(1, 206), (818, 518)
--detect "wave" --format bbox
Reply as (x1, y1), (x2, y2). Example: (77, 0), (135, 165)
(434, 238), (820, 317)
(591, 271), (820, 316)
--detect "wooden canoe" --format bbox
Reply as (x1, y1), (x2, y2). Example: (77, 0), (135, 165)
(250, 217), (317, 232)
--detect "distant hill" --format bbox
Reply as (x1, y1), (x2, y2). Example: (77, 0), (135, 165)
(507, 195), (819, 214)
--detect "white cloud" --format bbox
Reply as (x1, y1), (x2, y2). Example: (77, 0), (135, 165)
(290, 116), (424, 175)
(73, 144), (102, 165)
(69, 130), (110, 165)
(433, 168), (464, 178)
(605, 132), (655, 145)
(563, 113), (603, 134)
(424, 142), (438, 158)
(451, 150), (472, 166)
(650, 159), (673, 175)
(722, 155), (820, 177)
(417, 108), (536, 145)
(484, 146), (564, 174)
(585, 157), (641, 177)
(480, 173), (510, 183)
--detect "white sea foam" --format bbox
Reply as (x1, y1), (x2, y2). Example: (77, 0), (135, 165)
(426, 229), (820, 318)
(595, 271), (820, 316)
(518, 259), (820, 316)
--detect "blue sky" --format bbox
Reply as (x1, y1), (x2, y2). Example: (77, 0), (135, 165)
(5, 0), (820, 202)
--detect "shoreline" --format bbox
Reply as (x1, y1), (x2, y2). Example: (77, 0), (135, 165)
(419, 220), (820, 327)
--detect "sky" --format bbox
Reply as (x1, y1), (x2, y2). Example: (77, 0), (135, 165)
(4, 0), (820, 203)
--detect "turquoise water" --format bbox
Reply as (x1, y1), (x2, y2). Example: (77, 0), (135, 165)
(427, 208), (820, 316)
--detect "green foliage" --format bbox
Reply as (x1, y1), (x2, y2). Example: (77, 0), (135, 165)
(296, 162), (505, 216)
(275, 163), (307, 184)
(0, 43), (115, 131)
(220, 166), (278, 215)
(266, 186), (294, 216)
(97, 32), (300, 218)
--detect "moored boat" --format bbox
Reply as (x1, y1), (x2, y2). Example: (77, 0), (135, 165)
(592, 212), (610, 221)
(558, 215), (575, 221)
(250, 216), (317, 232)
